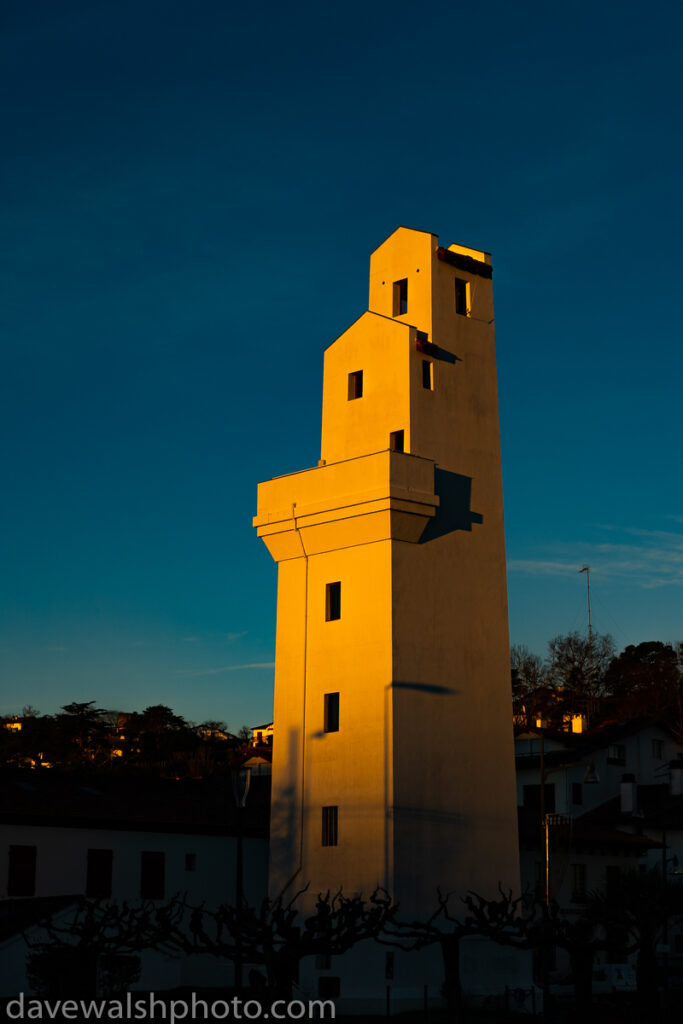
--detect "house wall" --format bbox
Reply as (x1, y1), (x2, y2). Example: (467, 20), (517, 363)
(0, 825), (267, 905)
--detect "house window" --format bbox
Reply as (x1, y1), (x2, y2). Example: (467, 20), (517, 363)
(652, 739), (664, 759)
(385, 952), (395, 980)
(347, 370), (363, 400)
(185, 853), (197, 872)
(454, 277), (469, 316)
(86, 849), (113, 898)
(322, 806), (338, 847)
(318, 977), (340, 998)
(325, 582), (341, 621)
(422, 360), (433, 390)
(389, 429), (404, 452)
(522, 783), (555, 813)
(571, 863), (587, 901)
(393, 278), (408, 316)
(316, 954), (332, 971)
(607, 744), (626, 765)
(572, 782), (583, 806)
(605, 865), (620, 895)
(324, 692), (340, 733)
(8, 845), (36, 897)
(140, 851), (165, 899)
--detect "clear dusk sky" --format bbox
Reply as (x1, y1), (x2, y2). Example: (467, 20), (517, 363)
(2, 0), (682, 729)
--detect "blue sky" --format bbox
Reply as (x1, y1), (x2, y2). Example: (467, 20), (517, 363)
(2, 0), (682, 728)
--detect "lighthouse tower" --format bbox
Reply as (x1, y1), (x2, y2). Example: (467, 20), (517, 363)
(253, 227), (520, 923)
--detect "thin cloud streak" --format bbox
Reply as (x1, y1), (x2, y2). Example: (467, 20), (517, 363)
(176, 662), (275, 678)
(508, 520), (683, 589)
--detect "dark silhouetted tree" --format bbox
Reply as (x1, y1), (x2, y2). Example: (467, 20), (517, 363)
(547, 631), (615, 702)
(604, 641), (682, 725)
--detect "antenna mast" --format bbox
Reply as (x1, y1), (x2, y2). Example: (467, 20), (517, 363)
(579, 566), (592, 644)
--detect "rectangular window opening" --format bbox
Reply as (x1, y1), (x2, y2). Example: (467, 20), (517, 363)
(608, 744), (626, 765)
(605, 864), (620, 895)
(422, 360), (433, 390)
(522, 783), (556, 813)
(8, 845), (37, 897)
(572, 782), (583, 806)
(318, 977), (340, 998)
(324, 692), (340, 733)
(316, 954), (332, 971)
(393, 278), (408, 316)
(322, 805), (338, 847)
(455, 277), (469, 316)
(325, 582), (341, 621)
(86, 849), (113, 899)
(572, 863), (587, 901)
(140, 851), (165, 900)
(185, 853), (197, 872)
(652, 739), (664, 759)
(389, 429), (404, 452)
(347, 370), (363, 400)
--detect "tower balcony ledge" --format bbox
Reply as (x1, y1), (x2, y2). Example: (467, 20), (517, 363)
(253, 450), (439, 561)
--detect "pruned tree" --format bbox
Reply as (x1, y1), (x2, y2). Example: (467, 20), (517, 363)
(589, 868), (683, 1007)
(184, 887), (395, 997)
(24, 898), (185, 997)
(381, 887), (540, 1019)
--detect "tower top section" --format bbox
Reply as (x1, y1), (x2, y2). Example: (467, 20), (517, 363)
(320, 227), (497, 472)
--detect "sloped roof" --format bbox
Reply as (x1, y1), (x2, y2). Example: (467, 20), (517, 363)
(517, 806), (661, 851)
(0, 770), (270, 838)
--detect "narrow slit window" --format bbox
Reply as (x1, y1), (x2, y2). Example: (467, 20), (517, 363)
(393, 278), (408, 316)
(325, 582), (341, 621)
(389, 429), (404, 452)
(86, 849), (113, 898)
(455, 277), (469, 316)
(422, 360), (433, 390)
(322, 805), (338, 846)
(347, 370), (363, 400)
(324, 692), (340, 733)
(185, 853), (197, 872)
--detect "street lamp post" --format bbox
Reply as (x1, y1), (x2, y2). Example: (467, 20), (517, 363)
(231, 766), (252, 992)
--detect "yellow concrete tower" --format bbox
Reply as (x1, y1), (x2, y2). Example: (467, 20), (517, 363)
(254, 227), (520, 922)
